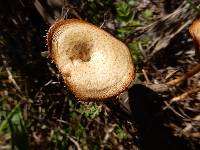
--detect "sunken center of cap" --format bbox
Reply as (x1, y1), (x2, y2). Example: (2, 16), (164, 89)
(69, 41), (91, 62)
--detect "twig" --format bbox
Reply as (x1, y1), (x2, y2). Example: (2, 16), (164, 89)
(1, 54), (22, 93)
(171, 88), (200, 102)
(163, 101), (188, 120)
(61, 0), (82, 19)
(67, 136), (82, 150)
(165, 69), (179, 80)
(142, 69), (150, 84)
(193, 115), (200, 121)
(56, 119), (70, 125)
(181, 115), (200, 136)
(103, 124), (116, 144)
(34, 80), (53, 99)
(151, 11), (193, 56)
(167, 63), (200, 86)
(125, 1), (192, 43)
(0, 145), (11, 150)
(33, 0), (54, 24)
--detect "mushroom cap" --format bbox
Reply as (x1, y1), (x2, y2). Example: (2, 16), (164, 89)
(189, 19), (200, 56)
(47, 19), (135, 101)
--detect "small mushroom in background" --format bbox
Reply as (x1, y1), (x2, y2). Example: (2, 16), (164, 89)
(167, 19), (200, 86)
(47, 19), (135, 101)
(190, 19), (200, 57)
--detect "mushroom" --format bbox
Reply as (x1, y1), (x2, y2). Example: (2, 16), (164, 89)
(167, 19), (200, 86)
(47, 19), (135, 100)
(189, 19), (200, 58)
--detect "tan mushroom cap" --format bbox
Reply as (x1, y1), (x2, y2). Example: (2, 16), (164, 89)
(47, 19), (135, 101)
(189, 19), (200, 56)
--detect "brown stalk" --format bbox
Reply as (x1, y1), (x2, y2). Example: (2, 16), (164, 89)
(167, 63), (200, 86)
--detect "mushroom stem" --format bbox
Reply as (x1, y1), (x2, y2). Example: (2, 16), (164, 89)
(167, 63), (200, 86)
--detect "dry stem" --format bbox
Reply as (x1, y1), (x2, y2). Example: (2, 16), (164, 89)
(167, 63), (200, 86)
(171, 88), (200, 102)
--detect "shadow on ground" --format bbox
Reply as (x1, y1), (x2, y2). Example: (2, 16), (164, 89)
(128, 84), (191, 150)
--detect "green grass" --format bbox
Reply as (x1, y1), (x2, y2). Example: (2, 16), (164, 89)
(114, 125), (128, 142)
(142, 9), (153, 19)
(0, 102), (29, 150)
(187, 0), (200, 14)
(78, 103), (101, 119)
(115, 0), (140, 39)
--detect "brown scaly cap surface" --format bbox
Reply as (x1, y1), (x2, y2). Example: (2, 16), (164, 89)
(189, 19), (200, 56)
(47, 19), (135, 101)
